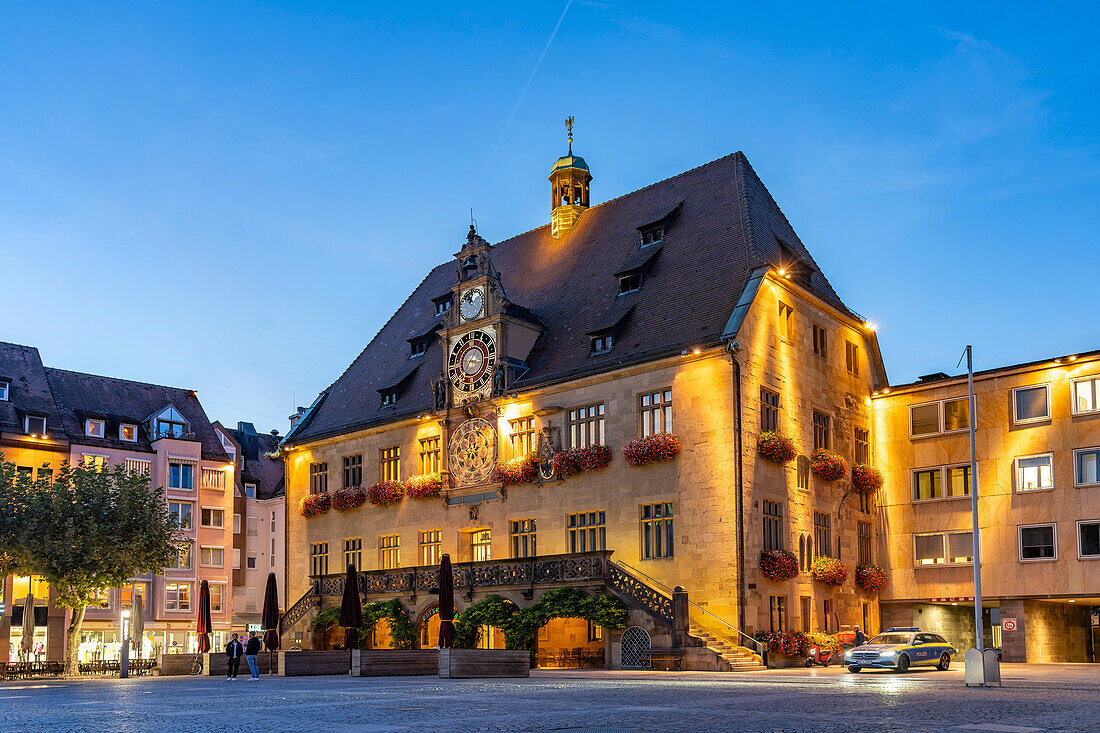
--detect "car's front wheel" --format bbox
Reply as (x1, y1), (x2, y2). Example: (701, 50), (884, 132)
(938, 653), (951, 671)
(897, 655), (910, 673)
(848, 666), (861, 673)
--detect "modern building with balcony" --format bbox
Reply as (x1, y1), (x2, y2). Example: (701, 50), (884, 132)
(873, 350), (1100, 662)
(0, 341), (236, 662)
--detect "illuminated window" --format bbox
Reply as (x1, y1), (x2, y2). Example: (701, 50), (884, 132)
(569, 403), (605, 447)
(812, 411), (830, 451)
(119, 582), (148, 610)
(1019, 524), (1056, 561)
(814, 512), (831, 558)
(769, 596), (787, 632)
(590, 334), (613, 354)
(1015, 453), (1053, 492)
(13, 575), (49, 601)
(812, 324), (828, 359)
(419, 437), (441, 474)
(82, 454), (109, 471)
(310, 542), (329, 576)
(472, 530), (492, 562)
(165, 582), (191, 611)
(760, 388), (779, 433)
(508, 417), (535, 459)
(209, 584), (225, 612)
(1013, 384), (1050, 424)
(0, 380), (8, 400)
(777, 302), (794, 340)
(913, 468), (942, 500)
(854, 428), (870, 465)
(419, 530), (442, 566)
(1075, 448), (1100, 486)
(568, 510), (606, 553)
(85, 418), (105, 438)
(119, 423), (137, 442)
(200, 507), (224, 528)
(858, 521), (872, 565)
(309, 462), (328, 494)
(379, 534), (400, 569)
(762, 500), (783, 550)
(168, 542), (193, 570)
(199, 546), (224, 567)
(1072, 375), (1100, 415)
(342, 454), (362, 489)
(914, 531), (973, 566)
(510, 518), (537, 558)
(344, 537), (362, 570)
(380, 446), (400, 482)
(90, 588), (111, 608)
(641, 502), (674, 559)
(168, 501), (193, 530)
(909, 398), (969, 437)
(639, 390), (672, 437)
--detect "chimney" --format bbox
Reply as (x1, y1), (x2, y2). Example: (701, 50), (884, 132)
(288, 406), (307, 430)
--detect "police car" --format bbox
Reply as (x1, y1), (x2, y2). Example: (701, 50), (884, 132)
(844, 627), (956, 673)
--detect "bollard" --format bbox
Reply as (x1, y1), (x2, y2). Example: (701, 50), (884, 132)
(981, 649), (1001, 687)
(963, 648), (984, 686)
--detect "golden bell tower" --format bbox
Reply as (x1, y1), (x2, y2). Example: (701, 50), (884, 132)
(549, 117), (592, 238)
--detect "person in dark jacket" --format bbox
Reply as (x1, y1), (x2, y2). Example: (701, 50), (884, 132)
(854, 626), (867, 647)
(225, 633), (244, 680)
(245, 631), (262, 680)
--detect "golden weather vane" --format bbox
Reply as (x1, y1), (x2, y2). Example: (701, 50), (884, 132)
(565, 116), (574, 153)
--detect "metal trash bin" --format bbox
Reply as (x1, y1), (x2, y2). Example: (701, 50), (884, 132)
(981, 648), (1001, 687)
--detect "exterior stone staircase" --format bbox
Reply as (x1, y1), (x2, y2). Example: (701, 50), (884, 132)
(688, 626), (766, 671)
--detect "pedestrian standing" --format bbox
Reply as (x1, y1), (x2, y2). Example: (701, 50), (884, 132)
(854, 625), (866, 647)
(245, 631), (262, 680)
(225, 633), (244, 680)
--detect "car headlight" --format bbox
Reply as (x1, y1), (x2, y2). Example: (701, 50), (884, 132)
(879, 651), (896, 658)
(844, 650), (853, 658)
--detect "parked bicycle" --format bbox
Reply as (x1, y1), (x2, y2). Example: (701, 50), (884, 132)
(186, 655), (203, 676)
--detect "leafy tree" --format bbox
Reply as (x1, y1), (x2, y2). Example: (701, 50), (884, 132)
(0, 456), (177, 674)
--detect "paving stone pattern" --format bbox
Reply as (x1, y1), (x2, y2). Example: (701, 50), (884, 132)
(1, 668), (1098, 732)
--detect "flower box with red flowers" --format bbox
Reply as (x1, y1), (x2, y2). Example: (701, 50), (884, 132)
(810, 449), (847, 481)
(851, 464), (884, 493)
(759, 549), (799, 582)
(366, 480), (405, 507)
(757, 431), (797, 465)
(810, 556), (848, 587)
(855, 563), (888, 594)
(494, 452), (538, 485)
(406, 473), (444, 500)
(754, 630), (809, 657)
(622, 433), (681, 467)
(332, 487), (366, 512)
(299, 492), (331, 518)
(551, 445), (612, 478)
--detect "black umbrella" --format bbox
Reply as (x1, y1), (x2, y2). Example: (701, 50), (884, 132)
(438, 554), (455, 649)
(197, 580), (212, 654)
(338, 564), (362, 672)
(261, 572), (280, 675)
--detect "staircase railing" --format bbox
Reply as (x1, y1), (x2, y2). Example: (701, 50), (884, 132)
(606, 562), (672, 621)
(279, 582), (319, 634)
(611, 560), (765, 658)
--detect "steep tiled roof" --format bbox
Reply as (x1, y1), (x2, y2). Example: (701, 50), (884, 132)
(226, 424), (285, 499)
(286, 152), (855, 445)
(0, 342), (64, 439)
(45, 368), (229, 462)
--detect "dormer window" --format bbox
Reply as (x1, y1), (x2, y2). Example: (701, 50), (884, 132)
(85, 418), (105, 438)
(380, 389), (399, 407)
(618, 273), (641, 294)
(433, 295), (452, 316)
(120, 423), (138, 442)
(150, 406), (189, 439)
(640, 224), (664, 248)
(590, 334), (614, 354)
(25, 414), (46, 436)
(0, 380), (9, 401)
(410, 339), (427, 358)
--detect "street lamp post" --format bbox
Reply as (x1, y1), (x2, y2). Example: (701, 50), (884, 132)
(120, 610), (130, 679)
(964, 346), (983, 651)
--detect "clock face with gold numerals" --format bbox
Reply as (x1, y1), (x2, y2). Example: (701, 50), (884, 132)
(449, 418), (496, 486)
(448, 329), (496, 393)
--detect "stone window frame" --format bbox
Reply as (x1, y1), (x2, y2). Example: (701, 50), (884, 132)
(640, 501), (675, 560)
(419, 529), (442, 566)
(760, 387), (780, 433)
(342, 454), (363, 489)
(343, 537), (363, 571)
(379, 534), (400, 570)
(568, 510), (607, 553)
(379, 446), (400, 482)
(309, 462), (328, 495)
(1017, 523), (1057, 563)
(310, 542), (329, 577)
(638, 389), (672, 438)
(762, 499), (783, 551)
(418, 437), (441, 475)
(812, 323), (828, 360)
(812, 411), (830, 451)
(509, 518), (537, 559)
(845, 340), (861, 377)
(508, 416), (536, 459)
(569, 402), (606, 448)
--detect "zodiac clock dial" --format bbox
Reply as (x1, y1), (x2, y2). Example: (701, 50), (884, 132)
(449, 417), (496, 486)
(460, 286), (485, 321)
(448, 329), (496, 392)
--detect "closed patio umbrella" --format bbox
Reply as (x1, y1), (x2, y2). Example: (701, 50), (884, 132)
(438, 554), (455, 649)
(338, 564), (362, 673)
(130, 593), (145, 659)
(196, 580), (212, 654)
(260, 572), (280, 675)
(20, 592), (35, 661)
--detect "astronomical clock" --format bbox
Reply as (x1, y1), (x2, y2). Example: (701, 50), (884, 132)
(448, 417), (497, 487)
(447, 327), (497, 396)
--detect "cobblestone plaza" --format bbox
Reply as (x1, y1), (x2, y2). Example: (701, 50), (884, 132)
(2, 666), (1098, 732)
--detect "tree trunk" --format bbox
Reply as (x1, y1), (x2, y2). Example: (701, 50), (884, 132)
(65, 606), (86, 676)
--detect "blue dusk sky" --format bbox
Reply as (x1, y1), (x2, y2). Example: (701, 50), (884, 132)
(2, 2), (1097, 432)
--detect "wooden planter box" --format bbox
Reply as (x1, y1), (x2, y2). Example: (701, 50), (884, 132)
(204, 652), (279, 676)
(156, 654), (196, 676)
(277, 650), (350, 676)
(351, 649), (439, 677)
(438, 649), (530, 678)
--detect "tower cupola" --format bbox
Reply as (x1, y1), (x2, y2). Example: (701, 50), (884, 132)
(549, 117), (592, 238)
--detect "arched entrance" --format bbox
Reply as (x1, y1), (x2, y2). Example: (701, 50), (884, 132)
(417, 604), (441, 649)
(620, 626), (652, 669)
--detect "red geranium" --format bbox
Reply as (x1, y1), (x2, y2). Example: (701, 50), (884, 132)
(810, 556), (848, 587)
(406, 473), (444, 499)
(757, 432), (797, 465)
(754, 630), (809, 657)
(299, 492), (331, 518)
(494, 452), (538, 485)
(759, 549), (799, 581)
(851, 464), (884, 493)
(623, 433), (681, 467)
(366, 480), (405, 506)
(551, 448), (584, 478)
(332, 487), (366, 512)
(855, 564), (888, 594)
(811, 449), (847, 481)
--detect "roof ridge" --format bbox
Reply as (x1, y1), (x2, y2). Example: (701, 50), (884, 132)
(44, 366), (197, 394)
(0, 340), (42, 353)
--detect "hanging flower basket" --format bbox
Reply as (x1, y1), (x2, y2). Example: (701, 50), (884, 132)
(759, 549), (799, 581)
(494, 452), (538, 485)
(757, 431), (797, 465)
(623, 433), (681, 467)
(810, 556), (848, 587)
(406, 473), (444, 500)
(366, 480), (405, 506)
(299, 492), (331, 518)
(810, 449), (847, 481)
(851, 464), (884, 493)
(332, 487), (366, 512)
(551, 445), (612, 478)
(855, 563), (888, 594)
